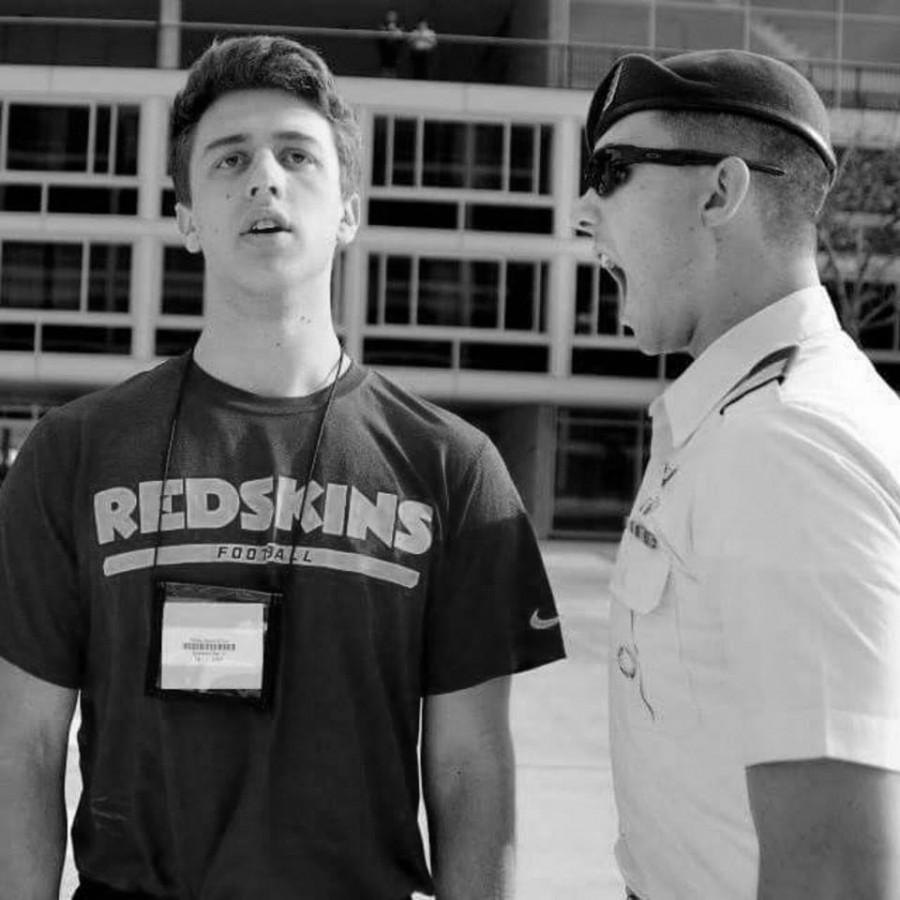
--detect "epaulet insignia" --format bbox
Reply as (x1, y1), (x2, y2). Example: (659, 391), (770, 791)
(719, 345), (798, 415)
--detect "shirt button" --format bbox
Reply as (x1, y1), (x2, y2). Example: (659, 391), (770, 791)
(617, 645), (637, 679)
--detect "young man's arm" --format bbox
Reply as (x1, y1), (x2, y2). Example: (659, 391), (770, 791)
(422, 675), (516, 900)
(0, 655), (77, 900)
(748, 758), (900, 900)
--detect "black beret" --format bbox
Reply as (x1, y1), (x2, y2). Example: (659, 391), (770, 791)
(586, 49), (836, 178)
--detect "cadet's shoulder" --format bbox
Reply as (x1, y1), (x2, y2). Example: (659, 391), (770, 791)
(718, 344), (798, 416)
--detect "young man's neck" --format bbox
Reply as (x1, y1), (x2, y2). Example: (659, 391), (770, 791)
(193, 315), (345, 398)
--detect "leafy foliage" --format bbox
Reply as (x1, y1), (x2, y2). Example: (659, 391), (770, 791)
(817, 144), (900, 346)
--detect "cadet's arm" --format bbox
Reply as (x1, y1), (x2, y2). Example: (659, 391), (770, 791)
(422, 675), (516, 900)
(0, 655), (77, 900)
(748, 758), (900, 900)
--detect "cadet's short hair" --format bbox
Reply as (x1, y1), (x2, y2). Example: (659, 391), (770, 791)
(169, 35), (362, 205)
(657, 110), (832, 251)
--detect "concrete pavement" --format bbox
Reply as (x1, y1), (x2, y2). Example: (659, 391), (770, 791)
(60, 541), (624, 899)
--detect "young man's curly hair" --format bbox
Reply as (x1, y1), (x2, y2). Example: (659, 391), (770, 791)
(169, 35), (363, 205)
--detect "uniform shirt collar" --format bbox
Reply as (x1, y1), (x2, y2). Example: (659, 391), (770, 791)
(652, 285), (840, 449)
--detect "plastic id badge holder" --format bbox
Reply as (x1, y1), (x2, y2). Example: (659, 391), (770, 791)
(147, 582), (280, 709)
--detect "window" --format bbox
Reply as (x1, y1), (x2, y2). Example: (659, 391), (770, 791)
(574, 263), (623, 336)
(0, 240), (131, 312)
(5, 103), (140, 174)
(161, 246), (204, 316)
(372, 115), (553, 195)
(554, 407), (650, 537)
(367, 254), (548, 332)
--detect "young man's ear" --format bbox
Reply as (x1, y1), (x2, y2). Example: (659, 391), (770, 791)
(336, 194), (361, 246)
(175, 203), (202, 254)
(700, 156), (751, 228)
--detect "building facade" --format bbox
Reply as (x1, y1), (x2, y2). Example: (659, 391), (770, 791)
(0, 1), (898, 537)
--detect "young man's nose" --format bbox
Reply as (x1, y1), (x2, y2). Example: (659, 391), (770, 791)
(246, 150), (285, 198)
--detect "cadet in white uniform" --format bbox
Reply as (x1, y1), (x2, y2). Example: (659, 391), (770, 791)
(575, 50), (900, 900)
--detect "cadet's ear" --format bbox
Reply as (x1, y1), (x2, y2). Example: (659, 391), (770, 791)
(337, 193), (361, 246)
(700, 156), (751, 228)
(175, 203), (202, 254)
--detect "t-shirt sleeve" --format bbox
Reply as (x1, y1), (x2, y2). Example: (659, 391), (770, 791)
(694, 404), (900, 772)
(0, 413), (85, 688)
(422, 436), (565, 695)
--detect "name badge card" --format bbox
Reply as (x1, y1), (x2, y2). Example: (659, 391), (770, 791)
(147, 582), (280, 709)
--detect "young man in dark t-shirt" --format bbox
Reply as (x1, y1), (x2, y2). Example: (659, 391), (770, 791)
(0, 36), (565, 900)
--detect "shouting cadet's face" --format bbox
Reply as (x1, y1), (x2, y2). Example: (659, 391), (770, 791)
(176, 89), (359, 306)
(573, 112), (714, 356)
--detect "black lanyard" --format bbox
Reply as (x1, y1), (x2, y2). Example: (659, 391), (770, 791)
(151, 347), (345, 591)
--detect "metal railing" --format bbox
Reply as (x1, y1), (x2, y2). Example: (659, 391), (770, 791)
(0, 16), (898, 110)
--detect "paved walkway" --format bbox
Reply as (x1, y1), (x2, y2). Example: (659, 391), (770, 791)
(60, 541), (623, 899)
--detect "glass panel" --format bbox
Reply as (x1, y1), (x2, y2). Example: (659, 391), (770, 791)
(42, 325), (130, 355)
(459, 343), (548, 372)
(509, 124), (536, 193)
(363, 337), (453, 368)
(418, 258), (463, 325)
(570, 1), (650, 46)
(505, 262), (538, 331)
(575, 264), (596, 335)
(467, 261), (500, 328)
(366, 255), (381, 324)
(47, 186), (138, 215)
(657, 7), (745, 51)
(470, 124), (504, 190)
(0, 184), (42, 212)
(87, 244), (131, 313)
(1, 242), (82, 310)
(392, 118), (417, 186)
(538, 125), (552, 195)
(385, 256), (412, 324)
(554, 408), (647, 536)
(372, 116), (388, 187)
(156, 328), (200, 357)
(750, 0), (839, 10)
(114, 105), (140, 175)
(748, 11), (837, 59)
(94, 105), (111, 174)
(7, 104), (89, 171)
(423, 121), (466, 188)
(842, 17), (900, 64)
(161, 246), (204, 316)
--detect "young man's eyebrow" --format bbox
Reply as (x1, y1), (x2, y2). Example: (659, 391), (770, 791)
(200, 131), (324, 157)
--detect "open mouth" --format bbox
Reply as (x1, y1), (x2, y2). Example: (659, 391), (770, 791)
(599, 252), (627, 295)
(243, 216), (291, 236)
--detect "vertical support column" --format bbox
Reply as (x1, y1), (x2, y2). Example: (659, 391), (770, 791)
(340, 240), (365, 362)
(547, 0), (571, 87)
(834, 0), (845, 109)
(549, 114), (580, 380)
(157, 0), (182, 70)
(132, 96), (169, 362)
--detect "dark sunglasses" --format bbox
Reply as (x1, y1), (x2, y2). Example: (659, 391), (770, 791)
(584, 144), (786, 197)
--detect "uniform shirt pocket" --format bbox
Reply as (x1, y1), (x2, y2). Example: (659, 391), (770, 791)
(610, 529), (699, 734)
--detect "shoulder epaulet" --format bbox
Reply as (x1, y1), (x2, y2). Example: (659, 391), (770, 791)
(719, 344), (798, 415)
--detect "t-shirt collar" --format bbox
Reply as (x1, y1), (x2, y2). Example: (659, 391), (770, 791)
(652, 285), (840, 449)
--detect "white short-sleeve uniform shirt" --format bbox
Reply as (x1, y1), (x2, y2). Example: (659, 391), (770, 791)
(610, 286), (900, 900)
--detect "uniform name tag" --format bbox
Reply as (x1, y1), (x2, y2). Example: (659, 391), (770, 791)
(147, 582), (280, 708)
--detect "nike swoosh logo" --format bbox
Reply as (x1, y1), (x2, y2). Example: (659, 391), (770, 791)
(530, 609), (560, 630)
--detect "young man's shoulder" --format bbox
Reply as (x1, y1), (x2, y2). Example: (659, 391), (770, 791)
(44, 356), (186, 430)
(358, 367), (490, 453)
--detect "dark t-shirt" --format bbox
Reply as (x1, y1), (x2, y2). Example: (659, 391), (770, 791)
(0, 356), (565, 899)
